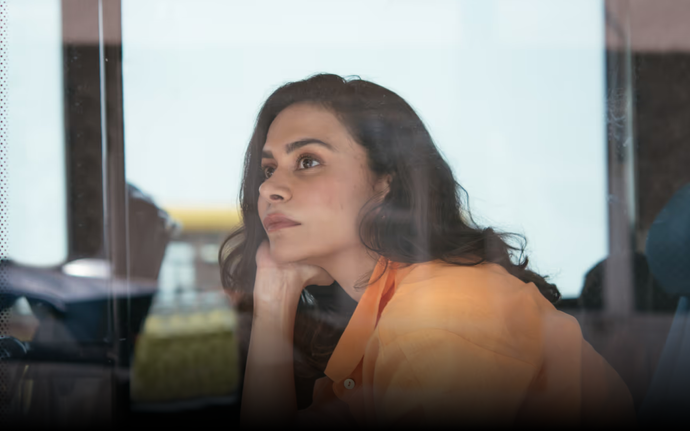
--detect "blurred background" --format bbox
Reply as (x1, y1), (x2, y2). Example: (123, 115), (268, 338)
(2, 0), (689, 427)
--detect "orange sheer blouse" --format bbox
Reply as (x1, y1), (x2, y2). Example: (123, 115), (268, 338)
(297, 258), (636, 427)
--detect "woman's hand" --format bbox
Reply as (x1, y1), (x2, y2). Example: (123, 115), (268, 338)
(241, 240), (334, 427)
(253, 240), (334, 307)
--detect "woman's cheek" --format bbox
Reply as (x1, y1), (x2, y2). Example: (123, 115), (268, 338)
(303, 178), (340, 211)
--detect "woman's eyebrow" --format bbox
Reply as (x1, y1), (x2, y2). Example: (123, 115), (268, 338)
(261, 138), (336, 159)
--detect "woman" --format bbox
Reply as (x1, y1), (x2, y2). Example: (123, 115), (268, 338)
(220, 74), (635, 427)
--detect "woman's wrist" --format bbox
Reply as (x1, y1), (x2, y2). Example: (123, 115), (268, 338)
(253, 269), (304, 315)
(243, 268), (301, 427)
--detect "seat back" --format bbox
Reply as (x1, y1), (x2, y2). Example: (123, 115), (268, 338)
(638, 183), (690, 422)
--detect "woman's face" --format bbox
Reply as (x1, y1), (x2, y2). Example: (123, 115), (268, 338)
(258, 103), (387, 265)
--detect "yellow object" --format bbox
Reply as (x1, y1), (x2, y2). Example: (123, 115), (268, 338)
(164, 206), (242, 232)
(131, 291), (240, 404)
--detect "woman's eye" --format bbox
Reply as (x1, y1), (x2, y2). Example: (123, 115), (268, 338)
(262, 157), (319, 179)
(298, 156), (320, 170)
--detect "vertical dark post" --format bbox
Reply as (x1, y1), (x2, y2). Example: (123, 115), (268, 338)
(604, 0), (636, 317)
(62, 0), (127, 423)
(63, 1), (104, 262)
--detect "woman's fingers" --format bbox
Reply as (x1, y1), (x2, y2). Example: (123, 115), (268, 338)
(255, 239), (334, 288)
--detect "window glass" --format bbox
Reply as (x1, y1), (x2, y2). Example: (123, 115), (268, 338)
(7, 0), (690, 427)
(122, 0), (606, 298)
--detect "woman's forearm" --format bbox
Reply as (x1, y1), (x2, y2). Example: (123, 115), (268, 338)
(240, 273), (302, 427)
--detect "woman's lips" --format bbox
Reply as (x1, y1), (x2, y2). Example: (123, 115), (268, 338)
(263, 213), (301, 233)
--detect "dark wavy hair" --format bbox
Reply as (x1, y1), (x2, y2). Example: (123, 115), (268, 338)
(219, 73), (560, 391)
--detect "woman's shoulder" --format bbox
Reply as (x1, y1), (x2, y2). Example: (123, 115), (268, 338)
(392, 259), (548, 307)
(377, 260), (581, 362)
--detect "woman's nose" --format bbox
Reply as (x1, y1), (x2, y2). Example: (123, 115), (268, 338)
(258, 173), (292, 203)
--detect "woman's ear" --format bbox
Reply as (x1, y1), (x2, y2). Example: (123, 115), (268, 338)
(375, 174), (393, 200)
